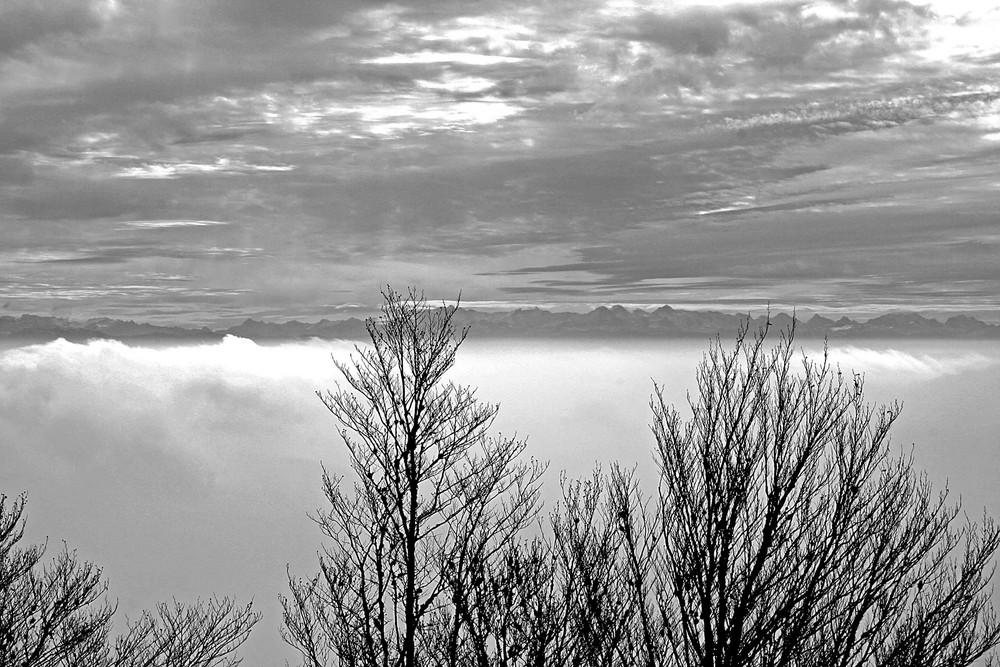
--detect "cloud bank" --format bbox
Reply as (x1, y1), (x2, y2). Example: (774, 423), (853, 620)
(0, 336), (354, 665)
(2, 335), (999, 662)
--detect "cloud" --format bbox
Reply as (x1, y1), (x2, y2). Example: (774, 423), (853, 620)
(0, 0), (947, 163)
(0, 283), (254, 316)
(0, 155), (35, 185)
(720, 87), (1000, 136)
(122, 220), (230, 229)
(0, 337), (351, 490)
(0, 337), (358, 665)
(113, 158), (296, 179)
(364, 52), (526, 66)
(0, 335), (701, 501)
(598, 0), (936, 103)
(196, 0), (357, 31)
(823, 345), (1000, 378)
(0, 0), (995, 321)
(3, 178), (146, 220)
(739, 0), (932, 70)
(0, 0), (103, 57)
(2, 336), (998, 664)
(5, 245), (265, 264)
(624, 8), (732, 57)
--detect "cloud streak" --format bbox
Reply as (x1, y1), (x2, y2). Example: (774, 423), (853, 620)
(823, 344), (1000, 378)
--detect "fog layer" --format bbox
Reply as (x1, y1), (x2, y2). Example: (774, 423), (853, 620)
(1, 337), (997, 666)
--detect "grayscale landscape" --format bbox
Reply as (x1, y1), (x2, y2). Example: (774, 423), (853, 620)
(1, 0), (999, 665)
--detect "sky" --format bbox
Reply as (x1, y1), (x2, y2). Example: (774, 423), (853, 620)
(1, 0), (999, 324)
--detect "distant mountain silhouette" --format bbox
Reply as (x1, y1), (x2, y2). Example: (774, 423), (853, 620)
(452, 307), (1000, 339)
(2, 307), (998, 343)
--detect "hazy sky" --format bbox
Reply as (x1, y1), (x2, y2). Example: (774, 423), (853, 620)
(1, 0), (999, 323)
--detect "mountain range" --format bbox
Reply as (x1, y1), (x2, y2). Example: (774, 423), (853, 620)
(2, 306), (999, 342)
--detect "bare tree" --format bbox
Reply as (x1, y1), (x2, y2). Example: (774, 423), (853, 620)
(466, 535), (571, 667)
(0, 493), (260, 667)
(282, 294), (999, 667)
(648, 322), (1000, 667)
(282, 287), (547, 667)
(112, 597), (259, 667)
(548, 466), (663, 667)
(0, 493), (113, 667)
(545, 321), (1000, 667)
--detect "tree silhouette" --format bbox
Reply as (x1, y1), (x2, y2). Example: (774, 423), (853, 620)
(0, 493), (260, 667)
(284, 290), (1000, 667)
(282, 288), (546, 667)
(548, 321), (1000, 667)
(649, 322), (1000, 667)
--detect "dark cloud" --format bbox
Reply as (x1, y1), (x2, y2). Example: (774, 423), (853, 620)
(2, 178), (158, 220)
(625, 8), (732, 56)
(198, 0), (353, 30)
(492, 194), (1000, 312)
(9, 244), (264, 265)
(195, 0), (501, 31)
(851, 0), (934, 21)
(0, 0), (101, 57)
(0, 117), (51, 155)
(617, 0), (933, 75)
(741, 0), (931, 70)
(0, 155), (35, 185)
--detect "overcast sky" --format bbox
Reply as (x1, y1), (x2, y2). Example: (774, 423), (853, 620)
(1, 0), (998, 324)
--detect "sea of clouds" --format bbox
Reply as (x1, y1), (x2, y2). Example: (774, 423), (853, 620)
(1, 335), (997, 665)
